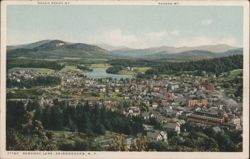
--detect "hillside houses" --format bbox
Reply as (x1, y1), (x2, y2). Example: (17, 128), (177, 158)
(7, 67), (242, 140)
(126, 106), (140, 116)
(187, 111), (225, 126)
(164, 122), (181, 134)
(147, 130), (168, 142)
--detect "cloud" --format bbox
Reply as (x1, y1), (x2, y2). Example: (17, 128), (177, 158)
(170, 30), (180, 35)
(85, 29), (240, 48)
(219, 37), (238, 46)
(142, 30), (179, 47)
(85, 29), (180, 48)
(147, 30), (179, 39)
(175, 36), (240, 47)
(201, 19), (213, 25)
(147, 31), (168, 39)
(86, 29), (138, 47)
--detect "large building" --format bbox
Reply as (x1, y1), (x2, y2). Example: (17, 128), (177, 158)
(187, 111), (225, 126)
(188, 99), (208, 107)
(201, 83), (215, 91)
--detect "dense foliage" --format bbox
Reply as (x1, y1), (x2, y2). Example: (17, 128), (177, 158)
(7, 76), (61, 88)
(6, 101), (57, 150)
(106, 65), (124, 74)
(145, 55), (243, 76)
(7, 59), (65, 70)
(40, 102), (144, 136)
(147, 123), (242, 152)
(5, 55), (243, 151)
(6, 100), (242, 151)
(106, 59), (161, 74)
(106, 59), (160, 74)
(6, 100), (144, 146)
(108, 59), (160, 67)
(76, 64), (93, 72)
(6, 101), (143, 150)
(219, 70), (243, 100)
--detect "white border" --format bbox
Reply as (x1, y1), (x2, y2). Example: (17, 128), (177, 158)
(0, 1), (249, 159)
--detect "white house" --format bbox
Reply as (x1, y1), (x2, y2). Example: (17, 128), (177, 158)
(164, 122), (181, 134)
(147, 130), (168, 142)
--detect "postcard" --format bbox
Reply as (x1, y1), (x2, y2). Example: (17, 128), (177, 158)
(0, 0), (249, 159)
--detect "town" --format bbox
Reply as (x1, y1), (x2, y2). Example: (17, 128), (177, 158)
(6, 63), (243, 151)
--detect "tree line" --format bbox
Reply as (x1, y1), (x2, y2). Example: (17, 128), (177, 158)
(145, 55), (243, 76)
(106, 65), (124, 74)
(6, 100), (144, 140)
(7, 76), (61, 88)
(108, 59), (160, 67)
(106, 59), (160, 74)
(6, 100), (242, 151)
(7, 59), (65, 70)
(40, 102), (144, 136)
(76, 64), (93, 72)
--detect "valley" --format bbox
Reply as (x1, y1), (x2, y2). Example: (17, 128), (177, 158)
(6, 40), (243, 151)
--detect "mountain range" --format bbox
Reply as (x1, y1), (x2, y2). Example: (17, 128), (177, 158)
(7, 40), (243, 60)
(7, 40), (109, 59)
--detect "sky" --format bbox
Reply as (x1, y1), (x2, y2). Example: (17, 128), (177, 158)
(7, 5), (243, 48)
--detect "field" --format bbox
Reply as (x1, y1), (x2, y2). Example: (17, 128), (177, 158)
(90, 63), (111, 68)
(45, 130), (119, 151)
(99, 92), (123, 101)
(59, 65), (82, 73)
(7, 88), (44, 99)
(8, 67), (55, 74)
(118, 67), (151, 75)
(94, 131), (120, 142)
(47, 131), (87, 148)
(31, 68), (55, 74)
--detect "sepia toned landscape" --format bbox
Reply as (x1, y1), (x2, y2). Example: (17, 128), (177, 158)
(6, 5), (244, 152)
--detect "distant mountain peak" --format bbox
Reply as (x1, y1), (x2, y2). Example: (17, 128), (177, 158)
(7, 40), (242, 60)
(7, 39), (110, 59)
(97, 43), (131, 51)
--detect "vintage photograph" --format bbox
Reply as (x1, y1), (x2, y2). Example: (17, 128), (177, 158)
(0, 1), (249, 159)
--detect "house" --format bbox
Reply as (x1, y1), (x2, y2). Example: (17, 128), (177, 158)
(187, 111), (225, 126)
(170, 84), (179, 91)
(177, 119), (186, 125)
(105, 104), (113, 110)
(163, 93), (174, 102)
(152, 103), (158, 109)
(159, 107), (175, 117)
(208, 107), (219, 114)
(176, 111), (184, 117)
(147, 130), (168, 142)
(188, 99), (208, 107)
(164, 122), (181, 134)
(114, 87), (120, 93)
(201, 83), (215, 91)
(231, 117), (241, 126)
(141, 112), (157, 120)
(126, 66), (134, 71)
(161, 100), (169, 107)
(143, 124), (154, 131)
(124, 96), (130, 100)
(127, 106), (140, 116)
(153, 86), (160, 92)
(100, 87), (106, 93)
